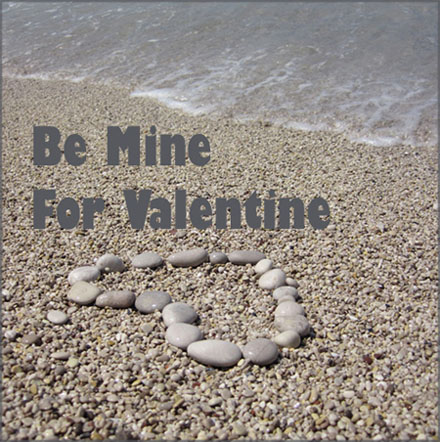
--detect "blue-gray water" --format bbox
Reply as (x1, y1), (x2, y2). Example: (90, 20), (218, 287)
(2, 2), (438, 147)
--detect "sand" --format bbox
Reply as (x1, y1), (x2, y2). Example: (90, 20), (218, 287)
(1, 77), (438, 440)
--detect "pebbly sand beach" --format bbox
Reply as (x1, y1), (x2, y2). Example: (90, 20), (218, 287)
(1, 77), (438, 440)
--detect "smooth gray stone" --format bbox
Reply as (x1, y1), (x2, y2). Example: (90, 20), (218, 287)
(258, 268), (286, 290)
(286, 277), (299, 288)
(22, 333), (42, 345)
(162, 302), (198, 327)
(68, 266), (100, 285)
(187, 340), (242, 368)
(273, 330), (301, 348)
(168, 248), (208, 267)
(131, 252), (163, 269)
(166, 323), (203, 349)
(274, 301), (305, 317)
(228, 250), (266, 265)
(96, 254), (125, 273)
(47, 310), (68, 325)
(209, 251), (228, 265)
(242, 338), (279, 366)
(254, 259), (273, 275)
(135, 291), (172, 313)
(95, 290), (135, 309)
(273, 286), (299, 300)
(68, 281), (102, 305)
(274, 315), (310, 336)
(277, 294), (296, 304)
(51, 351), (71, 360)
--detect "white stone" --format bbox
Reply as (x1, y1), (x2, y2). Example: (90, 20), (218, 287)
(68, 266), (100, 285)
(258, 268), (286, 290)
(228, 250), (266, 265)
(187, 340), (242, 367)
(242, 338), (279, 366)
(273, 286), (299, 300)
(274, 315), (310, 336)
(131, 252), (163, 269)
(273, 330), (301, 348)
(286, 277), (299, 288)
(166, 323), (203, 349)
(96, 254), (125, 273)
(274, 301), (305, 317)
(254, 259), (273, 275)
(68, 281), (102, 305)
(162, 302), (197, 327)
(168, 248), (208, 267)
(135, 291), (172, 313)
(209, 251), (228, 265)
(95, 290), (135, 308)
(47, 310), (68, 325)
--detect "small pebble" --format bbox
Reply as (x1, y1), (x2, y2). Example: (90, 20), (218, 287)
(187, 340), (242, 368)
(96, 253), (125, 273)
(68, 281), (102, 305)
(51, 351), (71, 360)
(273, 330), (301, 348)
(274, 301), (305, 317)
(209, 251), (228, 265)
(39, 398), (52, 411)
(162, 302), (198, 327)
(95, 290), (135, 308)
(131, 251), (163, 269)
(68, 266), (100, 285)
(254, 258), (273, 275)
(168, 248), (208, 267)
(242, 338), (279, 366)
(228, 250), (266, 265)
(4, 330), (18, 340)
(274, 315), (311, 336)
(233, 422), (248, 436)
(22, 333), (42, 346)
(66, 358), (79, 368)
(273, 286), (299, 300)
(258, 268), (286, 290)
(166, 323), (203, 349)
(135, 291), (172, 313)
(140, 323), (154, 335)
(286, 277), (299, 288)
(46, 310), (68, 325)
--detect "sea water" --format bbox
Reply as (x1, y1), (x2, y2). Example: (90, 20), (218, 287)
(2, 2), (437, 147)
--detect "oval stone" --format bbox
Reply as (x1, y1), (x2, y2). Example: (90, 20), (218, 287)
(96, 254), (125, 273)
(168, 248), (208, 267)
(166, 323), (203, 349)
(254, 259), (273, 275)
(187, 340), (242, 368)
(228, 250), (266, 265)
(209, 251), (228, 265)
(273, 330), (301, 348)
(274, 315), (310, 336)
(135, 291), (172, 313)
(273, 286), (299, 300)
(95, 290), (135, 308)
(51, 351), (71, 360)
(68, 266), (100, 285)
(258, 268), (286, 290)
(162, 302), (198, 327)
(274, 301), (305, 317)
(47, 310), (68, 325)
(131, 252), (163, 269)
(286, 277), (299, 288)
(68, 281), (102, 305)
(242, 338), (279, 366)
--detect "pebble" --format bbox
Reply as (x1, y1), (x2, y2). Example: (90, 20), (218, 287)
(277, 294), (296, 304)
(273, 286), (299, 300)
(162, 302), (198, 327)
(46, 310), (68, 325)
(95, 290), (136, 308)
(242, 338), (279, 366)
(66, 358), (79, 368)
(187, 340), (242, 368)
(228, 250), (266, 265)
(274, 315), (311, 336)
(166, 323), (203, 349)
(95, 253), (125, 273)
(67, 266), (100, 285)
(131, 251), (163, 269)
(68, 281), (102, 305)
(22, 333), (42, 345)
(140, 323), (154, 335)
(233, 422), (248, 437)
(258, 268), (286, 290)
(254, 258), (273, 275)
(209, 251), (228, 265)
(274, 301), (305, 317)
(286, 277), (299, 288)
(135, 291), (172, 313)
(168, 248), (208, 267)
(39, 398), (52, 411)
(4, 330), (18, 340)
(51, 351), (71, 360)
(273, 330), (301, 348)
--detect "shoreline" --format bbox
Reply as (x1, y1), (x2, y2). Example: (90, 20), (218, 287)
(2, 77), (438, 440)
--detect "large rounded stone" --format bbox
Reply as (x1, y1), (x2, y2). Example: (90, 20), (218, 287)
(187, 340), (242, 368)
(274, 315), (310, 336)
(166, 323), (203, 349)
(209, 251), (228, 265)
(96, 254), (125, 273)
(162, 302), (197, 327)
(95, 290), (135, 308)
(254, 259), (273, 275)
(68, 266), (100, 285)
(274, 301), (305, 317)
(258, 268), (286, 290)
(135, 291), (172, 313)
(131, 252), (163, 269)
(273, 286), (299, 300)
(68, 281), (102, 305)
(228, 250), (266, 265)
(286, 277), (299, 288)
(242, 338), (279, 366)
(273, 330), (301, 348)
(168, 248), (208, 267)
